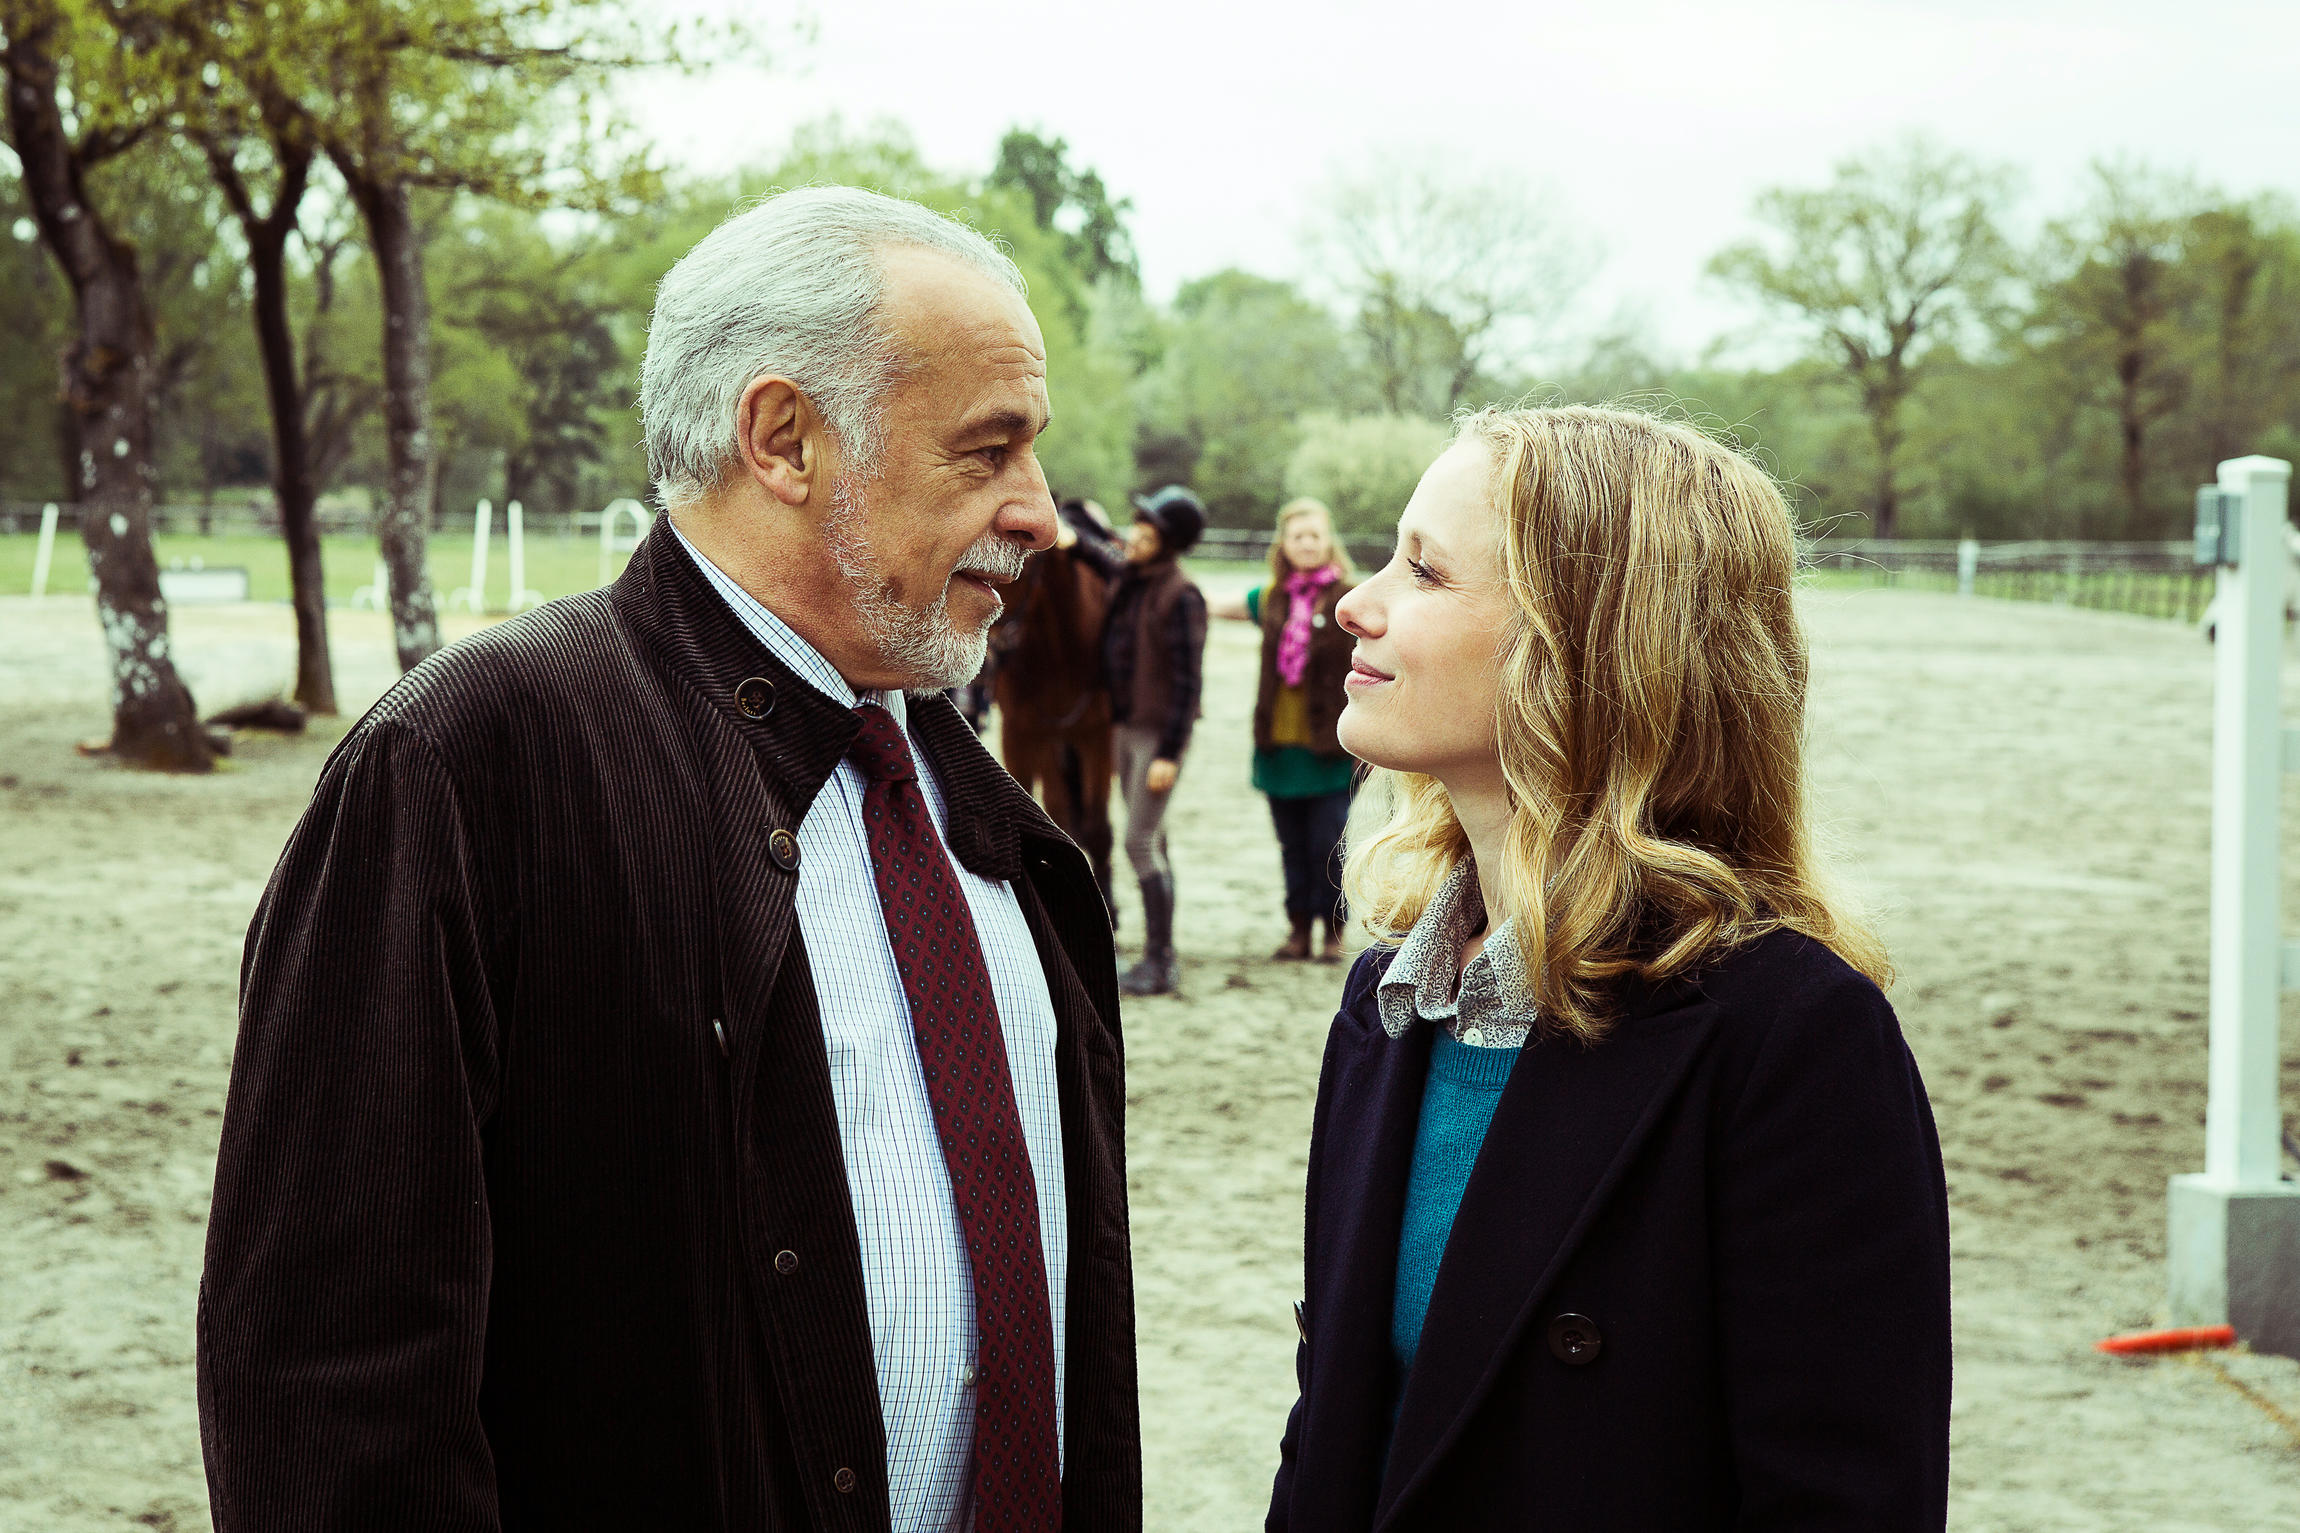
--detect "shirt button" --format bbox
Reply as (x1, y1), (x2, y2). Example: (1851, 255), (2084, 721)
(833, 1466), (857, 1494)
(1463, 1027), (1485, 1046)
(961, 1364), (978, 1388)
(774, 1250), (798, 1275)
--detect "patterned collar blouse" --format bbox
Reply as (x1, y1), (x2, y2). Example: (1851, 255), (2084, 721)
(1377, 860), (1539, 1050)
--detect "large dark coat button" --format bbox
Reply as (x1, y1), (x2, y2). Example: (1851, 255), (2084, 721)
(734, 676), (775, 719)
(767, 828), (800, 871)
(833, 1467), (857, 1494)
(774, 1249), (799, 1275)
(1547, 1312), (1603, 1365)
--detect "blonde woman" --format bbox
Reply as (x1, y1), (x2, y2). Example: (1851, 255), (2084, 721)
(1267, 407), (1949, 1530)
(1211, 499), (1360, 961)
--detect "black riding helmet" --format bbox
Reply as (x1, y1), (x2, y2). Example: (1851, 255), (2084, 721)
(1129, 484), (1206, 556)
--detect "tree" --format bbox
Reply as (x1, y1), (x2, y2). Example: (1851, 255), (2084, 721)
(1710, 137), (2014, 538)
(177, 26), (342, 710)
(2030, 163), (2201, 536)
(1309, 152), (1593, 419)
(2181, 201), (2300, 472)
(988, 127), (1137, 290)
(429, 202), (623, 516)
(1132, 269), (1368, 524)
(237, 0), (706, 671)
(1283, 413), (1452, 539)
(1, 0), (215, 769)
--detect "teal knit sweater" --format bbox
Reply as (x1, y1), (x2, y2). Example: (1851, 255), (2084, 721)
(1391, 1029), (1521, 1377)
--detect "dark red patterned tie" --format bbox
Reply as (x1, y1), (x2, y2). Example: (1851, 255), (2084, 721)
(846, 703), (1061, 1531)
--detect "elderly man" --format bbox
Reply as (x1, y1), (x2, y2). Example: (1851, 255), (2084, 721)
(198, 188), (1139, 1533)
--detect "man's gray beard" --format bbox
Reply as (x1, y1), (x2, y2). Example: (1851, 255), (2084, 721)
(823, 476), (1027, 693)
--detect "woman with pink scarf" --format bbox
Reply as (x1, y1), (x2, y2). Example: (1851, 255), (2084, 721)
(1215, 499), (1361, 962)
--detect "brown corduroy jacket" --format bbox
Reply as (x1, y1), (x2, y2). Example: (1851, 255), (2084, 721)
(197, 526), (1141, 1532)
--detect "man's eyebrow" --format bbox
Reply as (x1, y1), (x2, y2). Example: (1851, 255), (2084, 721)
(955, 407), (1049, 442)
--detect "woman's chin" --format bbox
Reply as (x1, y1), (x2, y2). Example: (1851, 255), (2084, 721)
(1336, 709), (1401, 774)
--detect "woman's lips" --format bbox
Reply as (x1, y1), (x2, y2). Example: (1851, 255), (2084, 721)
(1345, 658), (1393, 689)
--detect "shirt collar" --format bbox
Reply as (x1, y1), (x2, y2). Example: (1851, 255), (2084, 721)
(669, 520), (906, 727)
(1376, 858), (1540, 1047)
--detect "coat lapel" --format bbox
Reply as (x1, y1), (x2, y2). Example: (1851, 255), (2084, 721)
(1294, 991), (1433, 1531)
(1373, 987), (1719, 1529)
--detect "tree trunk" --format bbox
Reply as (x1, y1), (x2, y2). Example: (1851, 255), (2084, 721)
(2117, 346), (2148, 537)
(4, 25), (214, 771)
(338, 165), (442, 671)
(214, 137), (338, 714)
(53, 393), (79, 508)
(1867, 393), (1904, 541)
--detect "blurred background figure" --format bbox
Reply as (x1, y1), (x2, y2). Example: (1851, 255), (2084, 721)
(986, 496), (1123, 914)
(1070, 484), (1209, 995)
(1213, 498), (1359, 962)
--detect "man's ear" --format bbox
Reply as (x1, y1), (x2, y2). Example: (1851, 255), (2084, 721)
(736, 376), (826, 508)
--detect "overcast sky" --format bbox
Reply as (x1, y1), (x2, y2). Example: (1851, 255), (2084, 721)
(626, 0), (2300, 364)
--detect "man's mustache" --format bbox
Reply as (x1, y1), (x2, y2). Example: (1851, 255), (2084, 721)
(953, 535), (1030, 586)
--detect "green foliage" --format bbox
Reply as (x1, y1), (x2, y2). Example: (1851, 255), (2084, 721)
(988, 128), (1138, 291)
(1133, 269), (1371, 526)
(1283, 413), (1452, 538)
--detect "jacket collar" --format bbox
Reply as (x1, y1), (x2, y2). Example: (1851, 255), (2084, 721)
(610, 521), (1060, 882)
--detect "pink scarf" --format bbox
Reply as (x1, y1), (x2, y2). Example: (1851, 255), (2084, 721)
(1276, 565), (1339, 688)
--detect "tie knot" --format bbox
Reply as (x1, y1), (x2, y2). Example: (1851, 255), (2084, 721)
(847, 703), (917, 784)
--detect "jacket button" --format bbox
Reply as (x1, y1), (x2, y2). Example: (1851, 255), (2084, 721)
(774, 1249), (799, 1275)
(767, 827), (800, 871)
(833, 1466), (857, 1494)
(1547, 1312), (1603, 1365)
(734, 676), (775, 719)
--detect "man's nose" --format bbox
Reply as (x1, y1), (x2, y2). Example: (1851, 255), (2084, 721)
(1002, 462), (1058, 551)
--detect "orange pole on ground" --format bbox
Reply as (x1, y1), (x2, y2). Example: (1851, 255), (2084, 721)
(2095, 1324), (2237, 1355)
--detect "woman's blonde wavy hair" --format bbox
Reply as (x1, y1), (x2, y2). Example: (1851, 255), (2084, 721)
(1343, 404), (1890, 1043)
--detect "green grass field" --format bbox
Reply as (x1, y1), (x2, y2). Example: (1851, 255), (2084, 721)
(0, 530), (639, 610)
(0, 529), (1273, 613)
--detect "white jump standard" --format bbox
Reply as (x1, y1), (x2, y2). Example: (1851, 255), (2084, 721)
(2168, 453), (2300, 1361)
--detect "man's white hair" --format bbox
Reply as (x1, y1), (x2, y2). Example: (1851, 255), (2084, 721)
(638, 185), (1027, 509)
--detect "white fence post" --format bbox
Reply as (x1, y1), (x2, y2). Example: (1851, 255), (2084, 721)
(351, 560), (389, 610)
(28, 501), (60, 599)
(506, 500), (542, 612)
(2168, 453), (2300, 1360)
(599, 498), (650, 587)
(450, 499), (492, 612)
(1956, 538), (1978, 598)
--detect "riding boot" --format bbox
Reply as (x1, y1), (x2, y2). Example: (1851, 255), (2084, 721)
(1271, 912), (1313, 962)
(1119, 873), (1178, 996)
(1316, 913), (1346, 965)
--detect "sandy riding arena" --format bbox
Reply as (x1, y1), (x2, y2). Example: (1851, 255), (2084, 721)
(3, 570), (2299, 1530)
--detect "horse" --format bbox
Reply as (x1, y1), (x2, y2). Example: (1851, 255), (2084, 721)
(988, 538), (1116, 920)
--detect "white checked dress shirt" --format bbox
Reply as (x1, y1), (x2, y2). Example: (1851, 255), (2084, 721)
(674, 525), (1068, 1531)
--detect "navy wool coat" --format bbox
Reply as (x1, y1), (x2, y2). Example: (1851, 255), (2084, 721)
(198, 527), (1140, 1531)
(1268, 931), (1950, 1532)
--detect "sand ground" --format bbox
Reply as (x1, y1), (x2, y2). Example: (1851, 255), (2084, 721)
(3, 574), (2299, 1530)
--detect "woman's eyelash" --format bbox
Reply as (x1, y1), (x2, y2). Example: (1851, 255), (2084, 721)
(1406, 557), (1438, 585)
